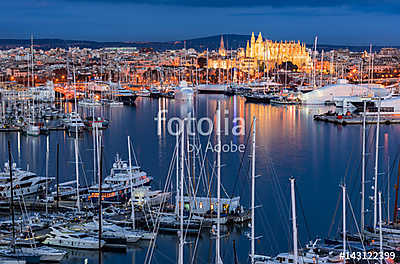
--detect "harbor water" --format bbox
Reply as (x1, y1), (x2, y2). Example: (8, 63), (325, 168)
(0, 94), (396, 263)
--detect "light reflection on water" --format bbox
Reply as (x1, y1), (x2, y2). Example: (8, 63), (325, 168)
(0, 94), (397, 263)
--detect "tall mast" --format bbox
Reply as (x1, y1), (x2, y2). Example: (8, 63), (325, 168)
(251, 116), (256, 264)
(73, 58), (80, 212)
(176, 124), (179, 215)
(312, 36), (318, 89)
(361, 100), (366, 231)
(31, 34), (34, 87)
(56, 143), (60, 210)
(374, 98), (381, 231)
(45, 135), (49, 215)
(379, 191), (383, 264)
(8, 141), (15, 253)
(206, 49), (209, 85)
(342, 184), (346, 259)
(320, 50), (324, 87)
(128, 136), (135, 230)
(216, 101), (223, 264)
(393, 160), (400, 223)
(93, 118), (97, 184)
(74, 135), (80, 212)
(178, 123), (184, 264)
(99, 139), (103, 252)
(31, 34), (35, 122)
(290, 178), (298, 264)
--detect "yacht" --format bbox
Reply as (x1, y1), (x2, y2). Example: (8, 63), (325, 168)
(42, 226), (105, 250)
(62, 112), (85, 132)
(77, 221), (141, 244)
(175, 81), (194, 101)
(88, 154), (152, 202)
(0, 162), (52, 198)
(25, 122), (40, 136)
(0, 246), (66, 263)
(149, 87), (161, 98)
(113, 87), (138, 105)
(78, 98), (101, 107)
(137, 89), (151, 97)
(131, 186), (171, 207)
(83, 116), (109, 130)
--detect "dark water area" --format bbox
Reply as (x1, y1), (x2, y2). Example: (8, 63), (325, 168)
(0, 94), (398, 264)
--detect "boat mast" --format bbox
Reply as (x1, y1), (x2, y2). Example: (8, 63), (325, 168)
(99, 138), (103, 252)
(312, 36), (318, 89)
(342, 184), (346, 260)
(206, 49), (209, 85)
(72, 60), (80, 212)
(45, 135), (49, 215)
(31, 34), (35, 123)
(8, 141), (15, 253)
(393, 160), (400, 223)
(92, 109), (97, 184)
(74, 136), (80, 212)
(290, 177), (298, 264)
(178, 122), (184, 264)
(379, 191), (383, 264)
(374, 98), (381, 231)
(128, 136), (135, 230)
(251, 116), (256, 264)
(361, 100), (366, 231)
(216, 101), (223, 264)
(56, 144), (59, 210)
(176, 124), (179, 216)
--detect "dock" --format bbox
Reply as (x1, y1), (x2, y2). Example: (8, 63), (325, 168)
(314, 114), (400, 125)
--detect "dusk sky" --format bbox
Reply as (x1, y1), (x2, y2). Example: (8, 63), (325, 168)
(1, 0), (400, 45)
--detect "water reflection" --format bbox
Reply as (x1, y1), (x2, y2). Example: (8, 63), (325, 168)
(0, 95), (399, 263)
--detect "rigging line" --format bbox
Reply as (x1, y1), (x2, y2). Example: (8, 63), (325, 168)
(295, 184), (312, 242)
(146, 148), (174, 260)
(232, 117), (254, 196)
(145, 137), (176, 264)
(268, 159), (291, 242)
(327, 191), (341, 237)
(346, 192), (371, 264)
(255, 189), (279, 253)
(129, 138), (139, 167)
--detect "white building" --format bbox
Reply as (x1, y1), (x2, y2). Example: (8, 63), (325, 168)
(299, 79), (390, 105)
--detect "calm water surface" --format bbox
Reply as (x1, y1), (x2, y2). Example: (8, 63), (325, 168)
(0, 94), (398, 263)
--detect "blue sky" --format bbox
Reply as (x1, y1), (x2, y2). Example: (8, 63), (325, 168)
(1, 0), (399, 45)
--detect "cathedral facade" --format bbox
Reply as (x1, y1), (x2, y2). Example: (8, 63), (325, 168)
(208, 32), (312, 74)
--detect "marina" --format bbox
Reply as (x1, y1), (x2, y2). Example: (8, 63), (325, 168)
(0, 92), (400, 263)
(1, 5), (400, 262)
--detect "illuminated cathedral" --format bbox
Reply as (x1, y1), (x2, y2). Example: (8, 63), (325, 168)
(208, 32), (312, 74)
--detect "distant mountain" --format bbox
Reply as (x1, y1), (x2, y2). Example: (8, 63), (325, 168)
(0, 35), (398, 52)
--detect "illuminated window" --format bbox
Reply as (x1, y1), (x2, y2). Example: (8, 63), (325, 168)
(199, 202), (203, 209)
